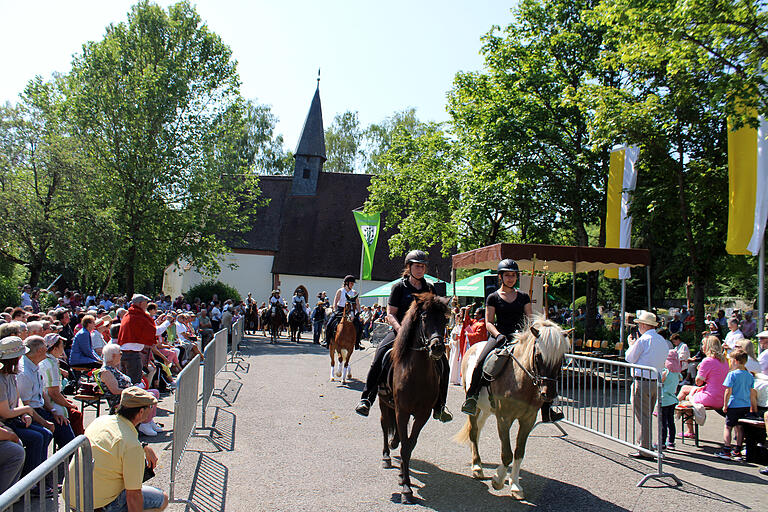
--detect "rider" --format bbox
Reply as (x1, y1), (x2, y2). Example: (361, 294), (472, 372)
(460, 259), (564, 422)
(291, 287), (308, 330)
(354, 250), (453, 423)
(268, 289), (287, 325)
(325, 276), (362, 348)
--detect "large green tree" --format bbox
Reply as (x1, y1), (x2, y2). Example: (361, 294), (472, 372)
(66, 1), (261, 294)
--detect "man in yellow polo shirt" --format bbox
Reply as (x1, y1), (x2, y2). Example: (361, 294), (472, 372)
(70, 387), (167, 511)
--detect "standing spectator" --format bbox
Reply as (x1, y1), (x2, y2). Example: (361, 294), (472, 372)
(715, 349), (756, 460)
(758, 330), (768, 374)
(210, 301), (222, 332)
(460, 306), (488, 356)
(660, 350), (682, 450)
(0, 423), (24, 494)
(740, 312), (757, 339)
(312, 301), (326, 345)
(723, 318), (744, 353)
(17, 336), (75, 449)
(716, 309), (728, 334)
(197, 309), (214, 346)
(69, 315), (102, 369)
(56, 309), (75, 356)
(69, 387), (168, 511)
(0, 336), (53, 489)
(39, 333), (84, 435)
(669, 313), (683, 334)
(118, 295), (159, 384)
(20, 285), (32, 308)
(669, 333), (691, 383)
(624, 311), (668, 459)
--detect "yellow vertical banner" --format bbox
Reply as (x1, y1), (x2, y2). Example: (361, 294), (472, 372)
(605, 149), (625, 279)
(726, 119), (758, 255)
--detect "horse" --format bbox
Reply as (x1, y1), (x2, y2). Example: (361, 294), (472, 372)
(268, 305), (286, 343)
(260, 308), (269, 337)
(378, 292), (450, 504)
(245, 303), (259, 334)
(288, 307), (304, 343)
(329, 302), (356, 382)
(453, 316), (570, 500)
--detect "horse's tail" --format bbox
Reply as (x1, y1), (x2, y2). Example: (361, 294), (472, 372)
(452, 418), (472, 445)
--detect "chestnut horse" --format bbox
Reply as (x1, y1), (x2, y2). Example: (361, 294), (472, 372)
(378, 292), (450, 503)
(453, 316), (570, 500)
(329, 302), (356, 382)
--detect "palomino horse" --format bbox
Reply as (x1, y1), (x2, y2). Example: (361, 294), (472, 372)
(378, 292), (450, 503)
(454, 316), (570, 500)
(329, 302), (356, 382)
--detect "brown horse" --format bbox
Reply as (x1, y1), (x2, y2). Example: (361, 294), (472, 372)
(268, 305), (285, 344)
(454, 316), (570, 500)
(378, 292), (450, 503)
(329, 302), (356, 382)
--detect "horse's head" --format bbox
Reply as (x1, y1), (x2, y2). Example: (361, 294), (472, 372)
(412, 292), (450, 360)
(343, 302), (355, 322)
(521, 319), (571, 403)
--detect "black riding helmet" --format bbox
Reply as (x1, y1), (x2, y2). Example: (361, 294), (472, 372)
(497, 258), (519, 276)
(343, 275), (356, 285)
(404, 250), (428, 266)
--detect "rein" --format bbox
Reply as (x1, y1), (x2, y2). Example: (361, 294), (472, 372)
(407, 312), (442, 352)
(507, 335), (558, 388)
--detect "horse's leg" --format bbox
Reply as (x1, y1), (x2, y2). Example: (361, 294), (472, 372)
(509, 412), (536, 500)
(381, 403), (393, 468)
(469, 410), (486, 479)
(400, 411), (428, 503)
(335, 348), (344, 378)
(329, 344), (336, 381)
(491, 413), (514, 491)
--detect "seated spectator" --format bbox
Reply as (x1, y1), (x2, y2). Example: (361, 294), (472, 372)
(17, 336), (75, 449)
(670, 333), (691, 383)
(0, 336), (54, 491)
(69, 315), (102, 368)
(741, 312), (757, 339)
(758, 331), (768, 374)
(677, 335), (730, 437)
(197, 309), (215, 346)
(669, 313), (683, 334)
(734, 338), (761, 374)
(69, 387), (168, 511)
(39, 333), (84, 436)
(91, 316), (112, 356)
(99, 344), (162, 437)
(723, 317), (745, 353)
(0, 423), (24, 494)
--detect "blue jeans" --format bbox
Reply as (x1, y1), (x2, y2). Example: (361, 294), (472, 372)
(35, 407), (75, 449)
(8, 420), (52, 479)
(102, 486), (166, 512)
(313, 320), (324, 344)
(0, 440), (25, 494)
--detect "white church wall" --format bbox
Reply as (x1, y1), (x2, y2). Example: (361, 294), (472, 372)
(276, 274), (389, 307)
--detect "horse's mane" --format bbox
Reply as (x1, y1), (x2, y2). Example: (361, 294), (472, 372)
(514, 314), (571, 368)
(392, 292), (449, 366)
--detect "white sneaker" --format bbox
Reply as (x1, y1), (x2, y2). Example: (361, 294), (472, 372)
(151, 421), (163, 432)
(138, 422), (158, 436)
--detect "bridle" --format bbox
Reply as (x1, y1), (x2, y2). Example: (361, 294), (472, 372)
(410, 311), (445, 356)
(507, 329), (559, 393)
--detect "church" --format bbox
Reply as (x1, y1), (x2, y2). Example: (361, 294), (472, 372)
(163, 83), (451, 304)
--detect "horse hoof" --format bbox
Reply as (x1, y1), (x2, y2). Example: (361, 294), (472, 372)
(510, 487), (525, 500)
(401, 491), (414, 504)
(472, 468), (484, 479)
(491, 477), (505, 491)
(382, 458), (392, 469)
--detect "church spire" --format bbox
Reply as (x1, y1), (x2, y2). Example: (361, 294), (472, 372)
(292, 76), (326, 196)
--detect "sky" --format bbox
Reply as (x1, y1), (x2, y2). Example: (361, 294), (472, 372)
(0, 1), (515, 150)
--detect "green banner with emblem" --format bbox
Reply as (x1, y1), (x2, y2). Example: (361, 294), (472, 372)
(353, 211), (380, 280)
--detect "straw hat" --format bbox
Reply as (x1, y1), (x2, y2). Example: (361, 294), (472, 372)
(0, 336), (29, 360)
(633, 311), (659, 327)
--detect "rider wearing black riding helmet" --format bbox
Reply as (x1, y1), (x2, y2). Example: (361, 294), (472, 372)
(460, 259), (563, 422)
(355, 250), (453, 423)
(325, 275), (362, 347)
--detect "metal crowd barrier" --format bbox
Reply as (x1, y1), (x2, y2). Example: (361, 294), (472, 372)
(228, 317), (246, 371)
(201, 329), (229, 428)
(170, 354), (201, 511)
(0, 434), (93, 512)
(556, 354), (682, 487)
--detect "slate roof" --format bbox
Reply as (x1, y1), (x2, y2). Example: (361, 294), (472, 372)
(237, 172), (451, 281)
(294, 86), (326, 161)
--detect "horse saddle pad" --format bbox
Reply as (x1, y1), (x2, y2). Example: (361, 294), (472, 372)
(482, 342), (517, 382)
(378, 348), (395, 398)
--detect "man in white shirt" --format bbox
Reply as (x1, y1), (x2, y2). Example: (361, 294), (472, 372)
(625, 311), (668, 458)
(20, 285), (32, 308)
(757, 331), (768, 374)
(723, 318), (744, 353)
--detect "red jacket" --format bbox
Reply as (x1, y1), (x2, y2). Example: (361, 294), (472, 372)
(117, 305), (157, 346)
(461, 315), (488, 354)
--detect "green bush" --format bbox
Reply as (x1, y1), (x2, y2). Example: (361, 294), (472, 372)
(0, 277), (18, 310)
(571, 296), (587, 310)
(38, 291), (59, 311)
(184, 280), (241, 306)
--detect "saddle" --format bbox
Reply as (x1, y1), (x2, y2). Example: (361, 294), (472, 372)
(378, 348), (395, 403)
(482, 339), (519, 382)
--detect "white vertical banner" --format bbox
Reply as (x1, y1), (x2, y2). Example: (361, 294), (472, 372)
(619, 146), (640, 279)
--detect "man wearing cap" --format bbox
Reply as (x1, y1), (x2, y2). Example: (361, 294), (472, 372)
(17, 335), (75, 449)
(70, 386), (167, 511)
(757, 330), (768, 375)
(118, 295), (170, 384)
(625, 311), (668, 459)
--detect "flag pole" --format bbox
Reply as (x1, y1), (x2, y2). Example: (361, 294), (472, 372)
(759, 241), (765, 332)
(359, 240), (365, 298)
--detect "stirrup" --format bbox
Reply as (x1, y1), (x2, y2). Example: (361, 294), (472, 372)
(433, 406), (453, 423)
(461, 396), (478, 416)
(355, 399), (371, 417)
(542, 406), (564, 423)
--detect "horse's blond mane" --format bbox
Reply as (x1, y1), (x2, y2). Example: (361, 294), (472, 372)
(514, 314), (570, 367)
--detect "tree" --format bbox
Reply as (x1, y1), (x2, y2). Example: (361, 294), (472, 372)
(364, 109), (426, 174)
(324, 110), (364, 173)
(65, 1), (262, 294)
(240, 100), (291, 175)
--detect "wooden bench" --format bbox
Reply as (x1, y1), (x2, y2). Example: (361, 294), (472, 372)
(739, 416), (767, 464)
(675, 403), (724, 447)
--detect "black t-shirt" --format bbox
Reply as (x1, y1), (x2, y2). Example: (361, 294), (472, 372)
(486, 290), (531, 336)
(388, 277), (435, 323)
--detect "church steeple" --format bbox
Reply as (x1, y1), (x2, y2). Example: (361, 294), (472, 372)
(292, 75), (326, 196)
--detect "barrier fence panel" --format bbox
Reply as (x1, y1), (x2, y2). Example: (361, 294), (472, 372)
(201, 329), (228, 428)
(0, 434), (93, 512)
(170, 354), (201, 511)
(229, 317), (245, 368)
(557, 354), (681, 487)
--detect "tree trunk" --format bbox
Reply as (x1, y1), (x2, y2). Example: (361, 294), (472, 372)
(28, 257), (43, 288)
(693, 274), (706, 338)
(125, 243), (136, 297)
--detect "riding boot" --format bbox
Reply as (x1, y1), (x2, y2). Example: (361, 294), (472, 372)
(433, 356), (452, 422)
(541, 402), (564, 423)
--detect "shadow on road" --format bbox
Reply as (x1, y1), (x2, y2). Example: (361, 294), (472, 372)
(408, 459), (630, 511)
(185, 453), (228, 512)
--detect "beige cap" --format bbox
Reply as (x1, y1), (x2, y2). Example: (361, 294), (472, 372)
(757, 330), (768, 339)
(119, 386), (158, 409)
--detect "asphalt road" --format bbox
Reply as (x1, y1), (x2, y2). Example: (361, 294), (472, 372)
(150, 333), (767, 512)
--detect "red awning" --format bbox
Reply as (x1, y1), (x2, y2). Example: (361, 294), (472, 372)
(452, 243), (650, 274)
